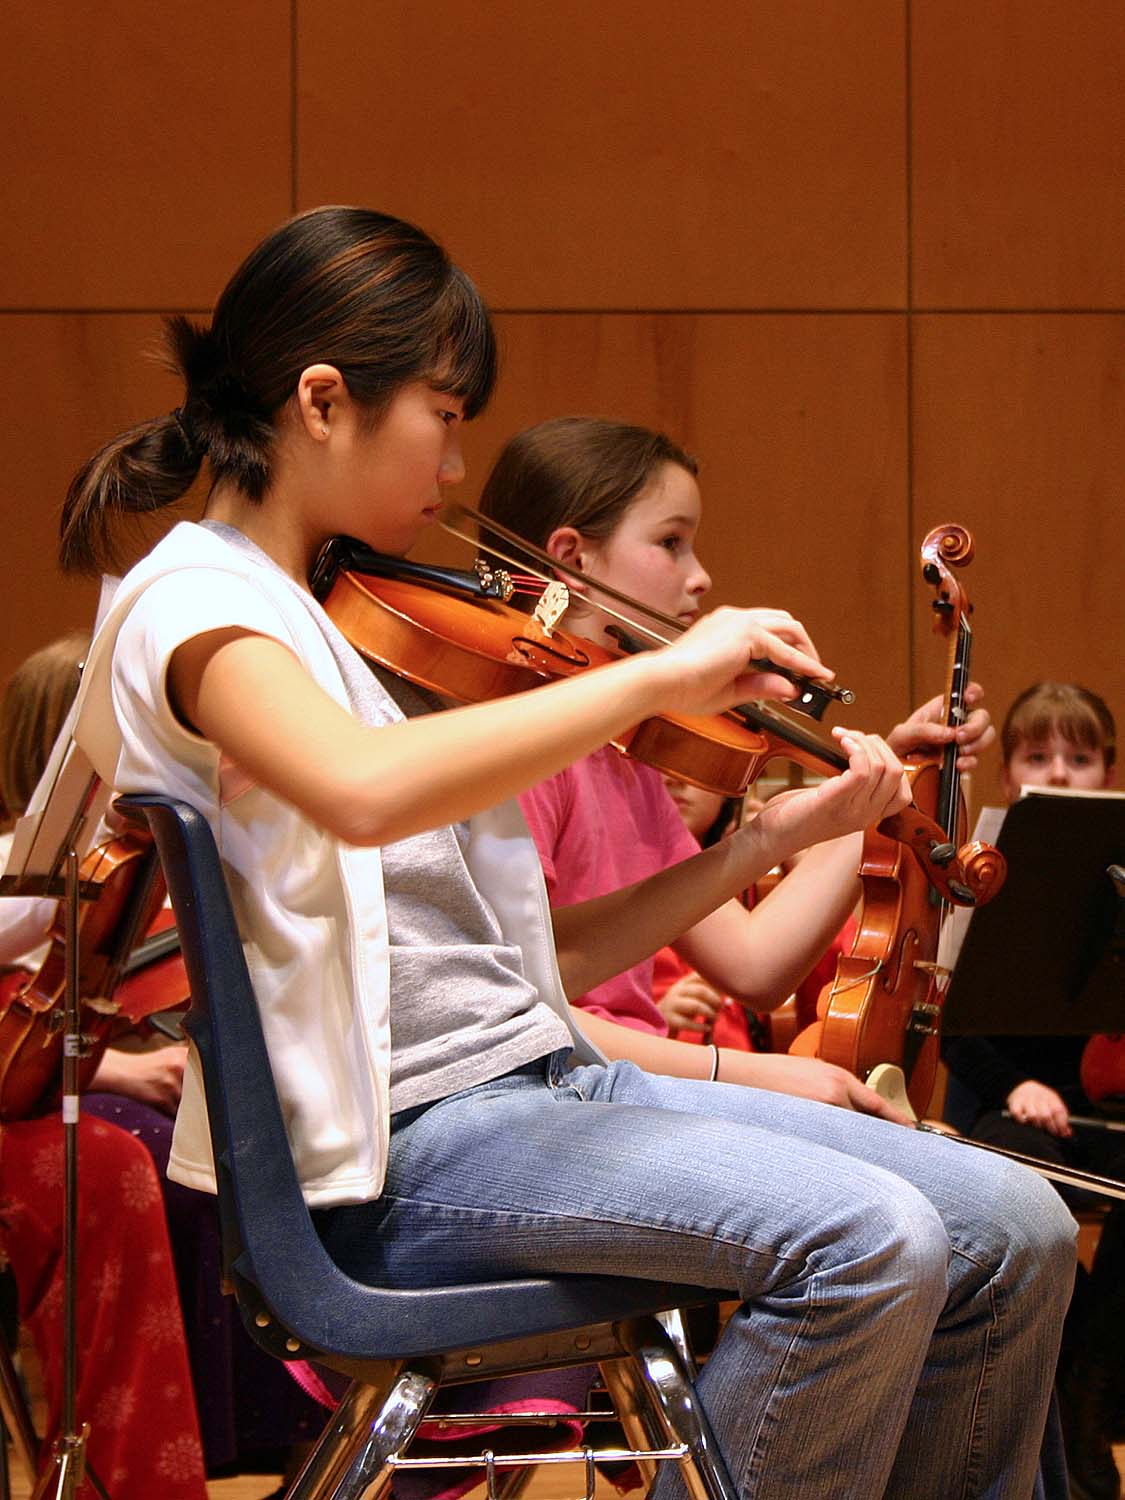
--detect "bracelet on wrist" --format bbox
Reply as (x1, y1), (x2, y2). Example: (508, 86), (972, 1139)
(708, 1043), (721, 1083)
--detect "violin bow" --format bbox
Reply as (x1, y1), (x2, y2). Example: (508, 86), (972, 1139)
(439, 501), (855, 714)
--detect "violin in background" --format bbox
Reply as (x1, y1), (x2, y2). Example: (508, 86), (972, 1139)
(789, 525), (1006, 1116)
(0, 829), (188, 1121)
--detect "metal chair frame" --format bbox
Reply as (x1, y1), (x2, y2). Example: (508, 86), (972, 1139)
(119, 795), (737, 1500)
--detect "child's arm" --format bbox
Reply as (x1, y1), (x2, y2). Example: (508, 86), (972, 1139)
(167, 606), (828, 847)
(89, 1044), (187, 1115)
(672, 833), (861, 1010)
(656, 971), (725, 1034)
(575, 1009), (909, 1121)
(549, 732), (907, 1002)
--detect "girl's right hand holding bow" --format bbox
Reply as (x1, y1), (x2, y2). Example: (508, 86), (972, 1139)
(646, 605), (832, 715)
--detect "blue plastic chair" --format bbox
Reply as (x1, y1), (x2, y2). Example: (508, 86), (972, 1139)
(117, 795), (737, 1500)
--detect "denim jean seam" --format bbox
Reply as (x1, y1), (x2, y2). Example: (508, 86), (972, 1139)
(739, 1270), (822, 1496)
(943, 1237), (1003, 1273)
(380, 1190), (808, 1266)
(546, 1053), (586, 1100)
(954, 1275), (1001, 1500)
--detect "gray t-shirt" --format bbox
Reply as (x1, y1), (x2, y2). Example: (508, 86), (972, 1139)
(203, 524), (572, 1112)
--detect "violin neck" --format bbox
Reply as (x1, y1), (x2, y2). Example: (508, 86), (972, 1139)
(97, 846), (169, 999)
(728, 700), (850, 774)
(602, 624), (850, 774)
(936, 616), (973, 836)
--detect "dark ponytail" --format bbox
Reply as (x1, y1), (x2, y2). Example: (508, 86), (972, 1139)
(61, 206), (497, 575)
(60, 409), (204, 575)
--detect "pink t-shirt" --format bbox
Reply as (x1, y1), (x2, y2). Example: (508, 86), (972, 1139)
(519, 747), (700, 1033)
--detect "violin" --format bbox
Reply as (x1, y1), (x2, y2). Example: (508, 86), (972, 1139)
(313, 538), (817, 798)
(0, 829), (189, 1121)
(311, 525), (996, 911)
(789, 525), (1007, 1116)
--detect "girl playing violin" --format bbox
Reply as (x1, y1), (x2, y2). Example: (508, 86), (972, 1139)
(60, 206), (1073, 1500)
(477, 417), (991, 1063)
(653, 778), (855, 1052)
(650, 778), (752, 1045)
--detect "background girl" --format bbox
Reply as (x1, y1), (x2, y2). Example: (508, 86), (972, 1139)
(477, 415), (990, 1066)
(0, 639), (208, 1499)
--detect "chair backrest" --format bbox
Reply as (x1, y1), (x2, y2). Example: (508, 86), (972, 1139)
(117, 795), (719, 1367)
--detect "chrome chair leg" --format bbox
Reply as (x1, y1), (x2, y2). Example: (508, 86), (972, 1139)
(313, 1367), (439, 1500)
(598, 1350), (668, 1492)
(488, 1461), (539, 1500)
(283, 1369), (414, 1500)
(656, 1308), (698, 1378)
(617, 1318), (737, 1500)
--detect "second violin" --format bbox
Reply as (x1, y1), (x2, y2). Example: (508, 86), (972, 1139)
(790, 524), (1006, 1115)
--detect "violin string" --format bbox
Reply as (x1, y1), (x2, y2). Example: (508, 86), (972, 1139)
(441, 503), (683, 643)
(439, 506), (678, 649)
(441, 502), (856, 709)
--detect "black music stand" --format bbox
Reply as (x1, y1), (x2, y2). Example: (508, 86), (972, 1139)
(943, 790), (1125, 1037)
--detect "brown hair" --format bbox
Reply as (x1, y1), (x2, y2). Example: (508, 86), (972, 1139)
(61, 206), (496, 575)
(1, 633), (89, 825)
(1001, 682), (1116, 771)
(477, 416), (698, 577)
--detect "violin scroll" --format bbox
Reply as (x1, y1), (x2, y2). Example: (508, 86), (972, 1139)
(954, 840), (1008, 906)
(921, 523), (974, 641)
(922, 523), (974, 573)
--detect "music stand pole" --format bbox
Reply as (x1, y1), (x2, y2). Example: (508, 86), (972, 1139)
(30, 849), (110, 1500)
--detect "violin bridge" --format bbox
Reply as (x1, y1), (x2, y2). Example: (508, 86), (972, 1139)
(912, 960), (951, 987)
(533, 581), (571, 637)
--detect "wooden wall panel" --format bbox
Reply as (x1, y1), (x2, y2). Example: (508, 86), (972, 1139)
(297, 0), (906, 309)
(0, 1), (291, 309)
(911, 314), (1125, 805)
(0, 315), (204, 691)
(0, 3), (1117, 809)
(912, 2), (1125, 308)
(414, 312), (911, 738)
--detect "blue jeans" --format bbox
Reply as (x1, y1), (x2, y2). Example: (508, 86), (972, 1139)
(315, 1053), (1076, 1500)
